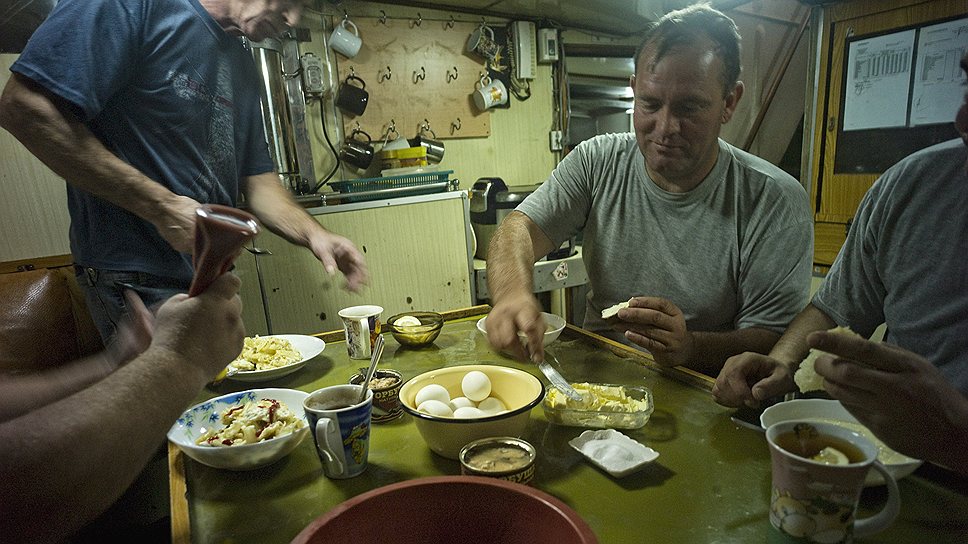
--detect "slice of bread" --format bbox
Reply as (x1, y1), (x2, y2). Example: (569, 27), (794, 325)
(794, 326), (862, 393)
(601, 300), (630, 320)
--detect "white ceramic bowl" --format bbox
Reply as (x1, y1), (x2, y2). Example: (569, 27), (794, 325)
(168, 388), (310, 471)
(399, 364), (545, 459)
(226, 335), (326, 382)
(476, 312), (566, 347)
(760, 398), (922, 485)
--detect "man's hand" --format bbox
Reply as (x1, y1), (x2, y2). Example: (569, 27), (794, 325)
(148, 274), (244, 382)
(811, 330), (968, 466)
(485, 293), (545, 362)
(307, 230), (369, 292)
(103, 289), (156, 367)
(154, 194), (202, 254)
(713, 352), (794, 408)
(612, 296), (694, 367)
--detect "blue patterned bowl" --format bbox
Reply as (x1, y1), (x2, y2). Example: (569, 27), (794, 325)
(167, 388), (310, 471)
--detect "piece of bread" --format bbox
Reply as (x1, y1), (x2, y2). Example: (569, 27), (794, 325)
(601, 300), (630, 320)
(793, 326), (862, 393)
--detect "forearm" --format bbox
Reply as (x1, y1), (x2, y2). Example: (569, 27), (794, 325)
(769, 303), (836, 370)
(0, 354), (118, 422)
(0, 346), (208, 542)
(0, 74), (183, 227)
(244, 172), (321, 247)
(486, 212), (554, 304)
(689, 327), (780, 375)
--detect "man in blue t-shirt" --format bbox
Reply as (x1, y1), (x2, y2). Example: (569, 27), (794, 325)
(0, 0), (368, 341)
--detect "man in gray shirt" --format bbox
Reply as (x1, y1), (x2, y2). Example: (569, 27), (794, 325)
(712, 53), (968, 474)
(485, 4), (813, 376)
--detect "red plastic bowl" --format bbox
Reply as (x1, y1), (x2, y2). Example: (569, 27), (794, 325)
(291, 476), (598, 544)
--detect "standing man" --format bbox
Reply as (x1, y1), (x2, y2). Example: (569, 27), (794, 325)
(712, 54), (968, 471)
(485, 3), (812, 375)
(0, 0), (368, 341)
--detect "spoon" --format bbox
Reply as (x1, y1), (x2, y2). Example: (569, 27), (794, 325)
(357, 334), (385, 404)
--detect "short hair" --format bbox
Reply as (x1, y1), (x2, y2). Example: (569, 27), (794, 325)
(633, 3), (742, 97)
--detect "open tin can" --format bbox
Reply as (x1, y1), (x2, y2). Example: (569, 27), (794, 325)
(459, 436), (536, 485)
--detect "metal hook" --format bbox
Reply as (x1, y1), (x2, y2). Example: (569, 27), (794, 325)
(349, 66), (356, 77)
(446, 66), (458, 83)
(421, 119), (438, 139)
(413, 66), (426, 83)
(379, 10), (387, 25)
(450, 117), (461, 135)
(410, 12), (422, 28)
(445, 16), (455, 30)
(379, 66), (392, 82)
(342, 10), (348, 22)
(382, 119), (399, 146)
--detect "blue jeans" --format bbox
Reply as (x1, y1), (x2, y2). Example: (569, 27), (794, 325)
(75, 266), (188, 343)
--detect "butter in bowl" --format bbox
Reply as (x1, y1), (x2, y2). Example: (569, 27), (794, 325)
(543, 383), (653, 429)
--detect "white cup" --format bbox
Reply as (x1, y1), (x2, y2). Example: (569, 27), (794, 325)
(330, 18), (362, 58)
(473, 75), (508, 111)
(338, 305), (383, 359)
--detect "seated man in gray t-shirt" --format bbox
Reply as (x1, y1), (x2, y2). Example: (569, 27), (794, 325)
(484, 5), (813, 376)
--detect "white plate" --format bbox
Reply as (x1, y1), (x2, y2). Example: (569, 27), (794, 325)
(226, 335), (326, 382)
(760, 398), (922, 486)
(569, 429), (659, 478)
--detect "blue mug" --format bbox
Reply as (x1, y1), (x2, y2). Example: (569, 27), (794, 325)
(304, 385), (373, 479)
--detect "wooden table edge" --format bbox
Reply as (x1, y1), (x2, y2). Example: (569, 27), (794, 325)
(169, 441), (191, 544)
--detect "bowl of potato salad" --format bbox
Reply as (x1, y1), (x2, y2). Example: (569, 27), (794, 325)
(168, 388), (310, 470)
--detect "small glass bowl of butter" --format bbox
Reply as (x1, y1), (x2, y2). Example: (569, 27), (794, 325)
(542, 383), (653, 429)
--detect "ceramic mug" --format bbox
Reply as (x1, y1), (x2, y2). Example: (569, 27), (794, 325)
(338, 305), (383, 359)
(339, 129), (374, 170)
(766, 421), (901, 543)
(304, 385), (373, 479)
(335, 74), (369, 116)
(466, 24), (499, 61)
(329, 18), (362, 58)
(473, 74), (508, 111)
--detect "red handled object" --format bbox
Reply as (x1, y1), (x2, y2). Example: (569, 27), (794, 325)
(188, 204), (259, 297)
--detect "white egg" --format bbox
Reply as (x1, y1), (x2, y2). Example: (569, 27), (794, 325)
(394, 315), (422, 328)
(415, 384), (451, 406)
(461, 371), (492, 402)
(453, 406), (486, 419)
(449, 396), (477, 411)
(417, 399), (454, 417)
(477, 397), (507, 414)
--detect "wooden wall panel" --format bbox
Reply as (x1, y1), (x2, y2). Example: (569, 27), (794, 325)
(242, 194), (473, 335)
(0, 55), (72, 262)
(335, 17), (491, 141)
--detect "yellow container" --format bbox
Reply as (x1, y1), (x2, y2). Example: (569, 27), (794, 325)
(379, 146), (427, 170)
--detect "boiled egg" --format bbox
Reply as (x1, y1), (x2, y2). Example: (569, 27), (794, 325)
(449, 396), (477, 411)
(415, 384), (451, 406)
(453, 406), (487, 419)
(417, 399), (454, 417)
(461, 370), (492, 402)
(477, 397), (507, 414)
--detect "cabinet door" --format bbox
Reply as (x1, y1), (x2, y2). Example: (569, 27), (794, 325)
(811, 0), (965, 265)
(237, 193), (473, 335)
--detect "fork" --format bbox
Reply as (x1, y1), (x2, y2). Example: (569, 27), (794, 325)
(538, 351), (582, 401)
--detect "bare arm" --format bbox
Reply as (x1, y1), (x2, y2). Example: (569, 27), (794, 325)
(0, 73), (199, 252)
(243, 173), (368, 292)
(712, 303), (836, 407)
(0, 275), (244, 543)
(484, 211), (556, 361)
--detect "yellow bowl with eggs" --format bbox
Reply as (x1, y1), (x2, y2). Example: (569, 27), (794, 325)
(399, 364), (544, 459)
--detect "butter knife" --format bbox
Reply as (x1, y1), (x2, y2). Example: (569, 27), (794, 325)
(538, 352), (582, 401)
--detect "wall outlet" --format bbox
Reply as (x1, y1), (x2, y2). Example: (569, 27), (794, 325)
(549, 130), (563, 151)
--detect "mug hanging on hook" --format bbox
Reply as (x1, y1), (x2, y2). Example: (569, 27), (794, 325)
(466, 23), (499, 61)
(413, 120), (444, 164)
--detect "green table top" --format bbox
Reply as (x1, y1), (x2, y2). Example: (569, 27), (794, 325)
(171, 311), (968, 543)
